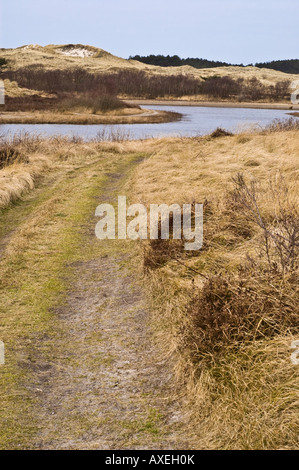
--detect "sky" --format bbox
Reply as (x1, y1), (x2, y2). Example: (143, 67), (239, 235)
(0, 0), (298, 64)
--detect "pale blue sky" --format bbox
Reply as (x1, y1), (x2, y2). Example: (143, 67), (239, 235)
(0, 0), (298, 64)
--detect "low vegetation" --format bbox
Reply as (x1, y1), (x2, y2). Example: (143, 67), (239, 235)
(131, 54), (299, 75)
(0, 121), (298, 449)
(2, 88), (131, 111)
(0, 58), (7, 68)
(129, 124), (299, 449)
(2, 67), (292, 101)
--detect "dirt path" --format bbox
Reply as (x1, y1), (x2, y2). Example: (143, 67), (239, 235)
(131, 109), (159, 117)
(32, 254), (189, 450)
(126, 99), (299, 110)
(2, 157), (192, 450)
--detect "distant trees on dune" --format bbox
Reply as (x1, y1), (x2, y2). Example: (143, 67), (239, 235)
(255, 59), (299, 74)
(130, 55), (299, 75)
(129, 54), (234, 69)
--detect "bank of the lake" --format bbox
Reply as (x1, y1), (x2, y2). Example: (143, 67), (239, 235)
(0, 105), (293, 140)
(0, 108), (181, 125)
(126, 99), (299, 110)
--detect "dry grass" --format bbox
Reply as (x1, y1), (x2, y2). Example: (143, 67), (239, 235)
(0, 133), (128, 208)
(1, 79), (53, 98)
(0, 109), (180, 125)
(1, 44), (298, 87)
(0, 133), (164, 210)
(0, 126), (298, 449)
(0, 141), (143, 448)
(128, 126), (299, 449)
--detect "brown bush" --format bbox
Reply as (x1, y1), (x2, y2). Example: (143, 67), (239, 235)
(3, 95), (58, 112)
(143, 238), (185, 270)
(2, 92), (132, 113)
(143, 204), (202, 270)
(0, 146), (23, 169)
(210, 128), (234, 138)
(181, 175), (299, 364)
(143, 174), (298, 366)
(57, 93), (130, 113)
(186, 270), (298, 363)
(0, 133), (41, 169)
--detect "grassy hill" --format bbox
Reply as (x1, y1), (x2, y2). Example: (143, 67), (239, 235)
(1, 44), (298, 87)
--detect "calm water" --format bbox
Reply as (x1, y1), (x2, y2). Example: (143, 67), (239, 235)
(0, 105), (292, 140)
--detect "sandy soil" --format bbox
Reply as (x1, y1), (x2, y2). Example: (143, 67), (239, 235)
(31, 254), (190, 450)
(126, 99), (299, 110)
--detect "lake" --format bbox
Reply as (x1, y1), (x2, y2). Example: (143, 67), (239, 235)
(0, 105), (292, 140)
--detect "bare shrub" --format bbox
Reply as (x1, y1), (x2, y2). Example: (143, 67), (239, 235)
(94, 127), (132, 142)
(210, 128), (234, 138)
(263, 117), (299, 133)
(202, 76), (242, 99)
(3, 67), (291, 101)
(230, 174), (299, 273)
(57, 93), (130, 113)
(0, 145), (23, 169)
(143, 204), (202, 270)
(143, 238), (185, 270)
(0, 133), (42, 168)
(180, 174), (299, 365)
(186, 269), (298, 362)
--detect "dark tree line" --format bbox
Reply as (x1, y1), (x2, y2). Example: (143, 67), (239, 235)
(201, 76), (290, 101)
(129, 54), (235, 69)
(255, 59), (299, 75)
(2, 67), (202, 97)
(130, 55), (299, 75)
(1, 67), (291, 101)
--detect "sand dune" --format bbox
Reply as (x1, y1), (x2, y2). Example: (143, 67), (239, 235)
(1, 44), (298, 86)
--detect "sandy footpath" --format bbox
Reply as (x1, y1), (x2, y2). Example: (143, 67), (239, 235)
(126, 99), (299, 110)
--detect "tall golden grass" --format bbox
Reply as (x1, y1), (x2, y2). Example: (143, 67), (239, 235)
(128, 124), (299, 449)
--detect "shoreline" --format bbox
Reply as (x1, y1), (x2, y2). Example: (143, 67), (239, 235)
(0, 109), (182, 125)
(126, 99), (299, 110)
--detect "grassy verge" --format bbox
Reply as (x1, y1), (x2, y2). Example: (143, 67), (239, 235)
(0, 138), (147, 448)
(128, 124), (299, 449)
